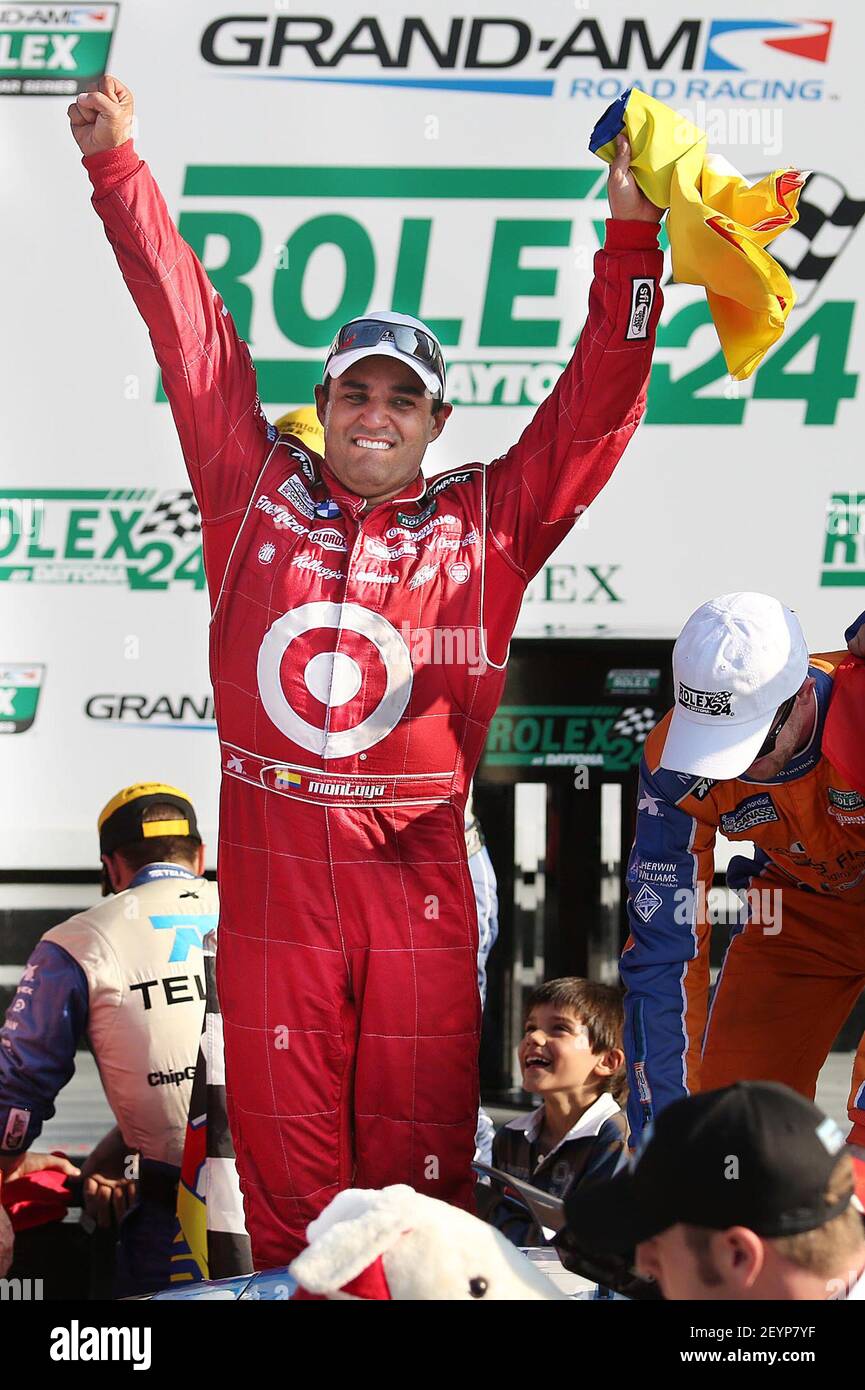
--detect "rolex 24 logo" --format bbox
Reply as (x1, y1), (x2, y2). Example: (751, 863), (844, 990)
(678, 683), (733, 717)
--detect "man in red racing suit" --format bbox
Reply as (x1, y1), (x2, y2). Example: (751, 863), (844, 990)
(72, 77), (662, 1264)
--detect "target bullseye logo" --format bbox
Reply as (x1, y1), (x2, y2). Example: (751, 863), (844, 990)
(257, 601), (412, 758)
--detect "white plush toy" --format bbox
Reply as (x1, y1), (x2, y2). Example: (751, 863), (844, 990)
(288, 1185), (568, 1301)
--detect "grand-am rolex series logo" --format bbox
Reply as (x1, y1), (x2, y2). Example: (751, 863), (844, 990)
(0, 3), (118, 97)
(0, 663), (44, 733)
(0, 489), (204, 589)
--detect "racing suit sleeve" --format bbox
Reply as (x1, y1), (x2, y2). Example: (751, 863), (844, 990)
(483, 219), (662, 582)
(619, 718), (718, 1139)
(82, 141), (275, 600)
(0, 942), (89, 1153)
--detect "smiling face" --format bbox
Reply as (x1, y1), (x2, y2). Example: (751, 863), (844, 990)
(314, 356), (452, 506)
(518, 1003), (607, 1097)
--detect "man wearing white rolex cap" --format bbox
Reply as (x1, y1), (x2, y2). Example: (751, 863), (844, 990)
(620, 592), (865, 1152)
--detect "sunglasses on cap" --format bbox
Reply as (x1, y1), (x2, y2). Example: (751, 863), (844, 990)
(754, 692), (797, 760)
(326, 319), (446, 392)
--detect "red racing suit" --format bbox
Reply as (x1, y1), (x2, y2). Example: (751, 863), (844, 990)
(622, 654), (865, 1144)
(85, 140), (661, 1265)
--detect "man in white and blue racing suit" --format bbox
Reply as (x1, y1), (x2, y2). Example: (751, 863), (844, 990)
(0, 782), (217, 1295)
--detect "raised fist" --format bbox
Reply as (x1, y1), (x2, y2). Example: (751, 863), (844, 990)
(67, 74), (134, 156)
(607, 133), (663, 223)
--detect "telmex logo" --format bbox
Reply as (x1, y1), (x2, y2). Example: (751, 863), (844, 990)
(201, 16), (833, 88)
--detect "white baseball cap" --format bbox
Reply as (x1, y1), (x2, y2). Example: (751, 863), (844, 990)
(660, 592), (810, 779)
(323, 310), (446, 398)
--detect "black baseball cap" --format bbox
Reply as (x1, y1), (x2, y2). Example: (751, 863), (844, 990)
(98, 782), (199, 857)
(564, 1082), (852, 1257)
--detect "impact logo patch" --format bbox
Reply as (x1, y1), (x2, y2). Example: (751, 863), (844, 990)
(426, 471), (473, 499)
(720, 793), (780, 835)
(678, 683), (733, 717)
(625, 278), (654, 341)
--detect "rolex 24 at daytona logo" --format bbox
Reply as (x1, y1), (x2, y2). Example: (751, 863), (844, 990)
(678, 683), (733, 716)
(0, 489), (203, 590)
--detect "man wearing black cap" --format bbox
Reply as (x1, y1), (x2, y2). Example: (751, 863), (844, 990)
(562, 1082), (865, 1301)
(0, 782), (218, 1295)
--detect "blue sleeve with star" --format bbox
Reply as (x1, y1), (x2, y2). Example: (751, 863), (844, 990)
(620, 747), (717, 1140)
(0, 941), (89, 1153)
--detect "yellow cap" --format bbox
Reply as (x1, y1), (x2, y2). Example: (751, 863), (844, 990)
(98, 781), (194, 831)
(273, 405), (325, 455)
(98, 782), (198, 858)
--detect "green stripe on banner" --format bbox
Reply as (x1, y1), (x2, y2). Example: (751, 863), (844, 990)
(496, 705), (618, 716)
(255, 360), (325, 402)
(0, 489), (113, 500)
(820, 572), (865, 586)
(156, 361), (323, 403)
(182, 166), (600, 200)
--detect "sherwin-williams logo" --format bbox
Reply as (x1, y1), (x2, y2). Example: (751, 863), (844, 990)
(821, 493), (865, 588)
(0, 3), (118, 97)
(200, 16), (833, 101)
(0, 489), (204, 589)
(0, 664), (44, 733)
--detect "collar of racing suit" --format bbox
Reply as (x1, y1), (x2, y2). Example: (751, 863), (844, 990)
(128, 862), (198, 889)
(316, 459), (427, 521)
(739, 666), (831, 787)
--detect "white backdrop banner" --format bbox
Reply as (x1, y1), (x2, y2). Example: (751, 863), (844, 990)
(1, 1), (862, 866)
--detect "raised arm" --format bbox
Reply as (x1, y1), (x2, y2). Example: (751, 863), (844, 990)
(69, 76), (276, 599)
(485, 136), (663, 581)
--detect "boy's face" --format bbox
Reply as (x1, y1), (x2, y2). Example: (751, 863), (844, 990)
(518, 1003), (603, 1096)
